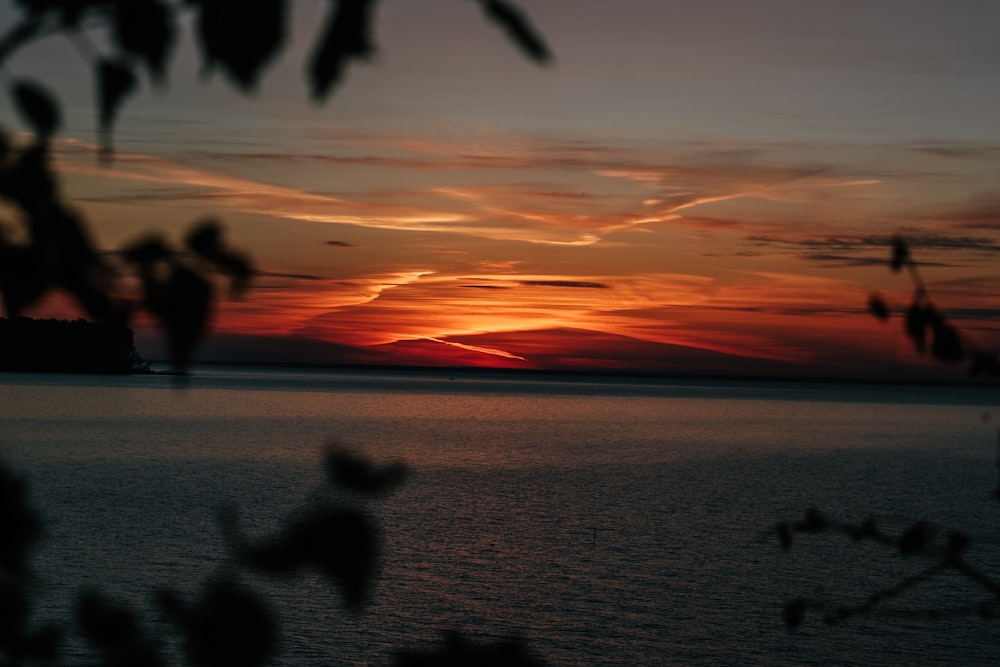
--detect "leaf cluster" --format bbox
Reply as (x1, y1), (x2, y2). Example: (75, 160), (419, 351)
(0, 130), (249, 371)
(779, 238), (1000, 631)
(867, 236), (1000, 378)
(0, 0), (552, 155)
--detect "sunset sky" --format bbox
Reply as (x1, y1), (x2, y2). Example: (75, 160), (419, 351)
(2, 0), (999, 378)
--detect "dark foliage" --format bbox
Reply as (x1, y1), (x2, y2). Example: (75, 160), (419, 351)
(76, 591), (164, 667)
(241, 506), (376, 608)
(9, 79), (59, 137)
(190, 0), (287, 91)
(777, 509), (1000, 629)
(96, 58), (138, 159)
(308, 0), (378, 102)
(780, 239), (1000, 629)
(0, 134), (249, 372)
(111, 0), (175, 85)
(0, 462), (61, 666)
(159, 580), (275, 667)
(866, 236), (998, 376)
(478, 0), (551, 65)
(0, 0), (550, 154)
(324, 444), (408, 494)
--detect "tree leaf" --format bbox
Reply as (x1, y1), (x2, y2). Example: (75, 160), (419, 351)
(890, 236), (909, 273)
(904, 303), (927, 353)
(0, 463), (42, 575)
(113, 0), (176, 84)
(142, 263), (213, 372)
(929, 317), (964, 364)
(479, 0), (552, 65)
(193, 0), (286, 91)
(307, 0), (377, 102)
(867, 293), (890, 321)
(9, 79), (60, 138)
(185, 220), (252, 296)
(242, 507), (376, 608)
(76, 591), (141, 649)
(56, 0), (111, 28)
(323, 446), (407, 494)
(96, 59), (138, 158)
(121, 236), (173, 265)
(161, 580), (275, 667)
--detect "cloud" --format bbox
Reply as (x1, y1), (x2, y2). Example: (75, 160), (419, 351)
(54, 133), (999, 299)
(794, 253), (899, 268)
(902, 141), (1000, 161)
(745, 232), (1000, 259)
(256, 271), (328, 281)
(938, 195), (1000, 231)
(518, 280), (611, 289)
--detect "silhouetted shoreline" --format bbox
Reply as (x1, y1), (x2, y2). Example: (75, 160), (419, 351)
(175, 359), (1000, 390)
(0, 317), (153, 375)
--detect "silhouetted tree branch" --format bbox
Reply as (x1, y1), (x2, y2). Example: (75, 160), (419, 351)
(780, 238), (1000, 630)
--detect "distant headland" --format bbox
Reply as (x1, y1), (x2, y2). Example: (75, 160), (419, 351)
(0, 317), (151, 374)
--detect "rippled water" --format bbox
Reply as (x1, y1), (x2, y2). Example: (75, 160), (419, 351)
(1, 367), (998, 665)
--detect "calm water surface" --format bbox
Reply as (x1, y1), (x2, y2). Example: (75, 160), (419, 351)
(1, 367), (998, 665)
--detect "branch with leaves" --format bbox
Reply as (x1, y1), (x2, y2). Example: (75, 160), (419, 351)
(779, 238), (1000, 630)
(0, 0), (553, 372)
(0, 125), (250, 372)
(867, 236), (1000, 378)
(0, 0), (551, 155)
(777, 508), (1000, 629)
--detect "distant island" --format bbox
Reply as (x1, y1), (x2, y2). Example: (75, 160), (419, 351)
(0, 317), (150, 374)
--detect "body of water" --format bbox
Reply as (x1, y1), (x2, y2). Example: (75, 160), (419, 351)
(1, 367), (998, 665)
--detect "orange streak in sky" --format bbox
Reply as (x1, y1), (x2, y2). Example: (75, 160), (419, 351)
(424, 337), (527, 361)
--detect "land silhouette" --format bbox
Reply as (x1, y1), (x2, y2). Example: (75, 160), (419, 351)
(0, 316), (148, 373)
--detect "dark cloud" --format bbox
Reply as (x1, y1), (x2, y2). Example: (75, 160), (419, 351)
(939, 196), (1000, 230)
(795, 253), (953, 268)
(258, 271), (326, 281)
(943, 308), (1000, 321)
(461, 284), (509, 290)
(903, 141), (1000, 161)
(77, 188), (220, 204)
(747, 233), (1000, 254)
(707, 304), (861, 317)
(681, 217), (748, 230)
(326, 240), (356, 248)
(519, 280), (611, 289)
(698, 250), (764, 258)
